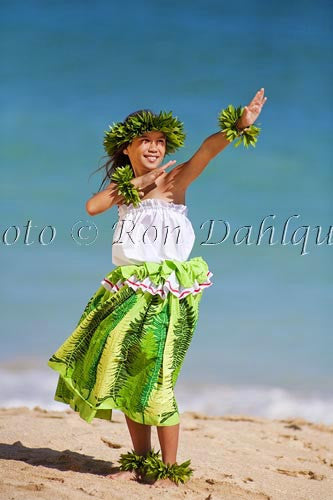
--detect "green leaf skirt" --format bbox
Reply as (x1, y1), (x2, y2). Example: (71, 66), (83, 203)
(47, 256), (213, 426)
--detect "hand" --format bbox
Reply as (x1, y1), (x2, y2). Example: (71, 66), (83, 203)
(132, 160), (177, 195)
(237, 88), (267, 129)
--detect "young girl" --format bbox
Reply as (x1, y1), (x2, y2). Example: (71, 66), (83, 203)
(47, 89), (267, 486)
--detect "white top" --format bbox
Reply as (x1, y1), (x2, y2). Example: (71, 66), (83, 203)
(112, 198), (196, 266)
(102, 197), (213, 299)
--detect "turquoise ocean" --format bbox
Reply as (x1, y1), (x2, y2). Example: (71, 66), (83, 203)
(1, 0), (332, 423)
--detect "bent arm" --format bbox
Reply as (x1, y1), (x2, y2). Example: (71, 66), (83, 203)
(86, 182), (125, 216)
(86, 164), (169, 215)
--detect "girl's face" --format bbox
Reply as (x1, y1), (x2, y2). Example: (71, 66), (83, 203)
(123, 131), (166, 172)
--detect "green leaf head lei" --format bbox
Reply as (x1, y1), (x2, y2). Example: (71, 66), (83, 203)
(103, 110), (186, 158)
(98, 110), (186, 207)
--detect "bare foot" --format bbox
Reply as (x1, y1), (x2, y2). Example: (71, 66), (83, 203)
(105, 468), (138, 481)
(152, 478), (178, 488)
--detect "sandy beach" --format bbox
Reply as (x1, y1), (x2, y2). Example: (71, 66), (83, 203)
(0, 406), (332, 500)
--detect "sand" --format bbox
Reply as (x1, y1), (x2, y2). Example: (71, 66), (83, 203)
(0, 406), (332, 500)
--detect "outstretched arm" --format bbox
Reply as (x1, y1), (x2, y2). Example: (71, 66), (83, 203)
(173, 88), (267, 189)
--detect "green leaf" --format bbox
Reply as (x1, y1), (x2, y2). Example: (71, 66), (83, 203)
(218, 104), (260, 149)
(104, 110), (186, 157)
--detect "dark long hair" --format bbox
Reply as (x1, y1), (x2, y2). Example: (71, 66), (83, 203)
(89, 108), (157, 193)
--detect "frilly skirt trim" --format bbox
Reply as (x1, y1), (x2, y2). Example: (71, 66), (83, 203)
(101, 256), (213, 300)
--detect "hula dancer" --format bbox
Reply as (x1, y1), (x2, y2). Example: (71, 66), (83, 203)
(47, 89), (267, 486)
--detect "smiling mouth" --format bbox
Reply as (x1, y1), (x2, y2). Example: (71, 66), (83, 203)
(144, 155), (159, 162)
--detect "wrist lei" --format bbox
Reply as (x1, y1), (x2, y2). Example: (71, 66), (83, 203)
(111, 164), (141, 207)
(217, 104), (261, 148)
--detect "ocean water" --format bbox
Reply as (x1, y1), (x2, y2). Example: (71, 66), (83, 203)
(1, 0), (332, 424)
